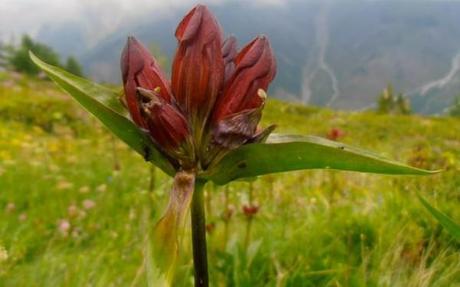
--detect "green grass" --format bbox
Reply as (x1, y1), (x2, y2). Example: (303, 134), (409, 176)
(0, 72), (459, 286)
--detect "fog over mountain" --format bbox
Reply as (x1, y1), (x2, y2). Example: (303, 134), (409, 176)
(7, 0), (460, 114)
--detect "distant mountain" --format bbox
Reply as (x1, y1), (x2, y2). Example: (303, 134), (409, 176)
(35, 1), (460, 114)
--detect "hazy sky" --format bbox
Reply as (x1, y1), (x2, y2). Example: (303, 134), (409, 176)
(0, 0), (287, 42)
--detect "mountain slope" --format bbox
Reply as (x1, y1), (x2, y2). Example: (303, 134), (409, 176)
(36, 1), (460, 114)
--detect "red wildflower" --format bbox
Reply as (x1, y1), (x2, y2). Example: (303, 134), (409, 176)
(120, 4), (276, 169)
(242, 204), (260, 217)
(327, 127), (345, 141)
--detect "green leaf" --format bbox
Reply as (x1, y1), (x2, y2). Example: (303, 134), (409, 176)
(33, 52), (125, 114)
(30, 52), (175, 175)
(417, 194), (460, 241)
(207, 134), (438, 185)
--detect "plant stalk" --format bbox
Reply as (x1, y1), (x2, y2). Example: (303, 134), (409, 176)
(110, 135), (121, 171)
(244, 216), (253, 251)
(244, 182), (255, 250)
(191, 179), (208, 287)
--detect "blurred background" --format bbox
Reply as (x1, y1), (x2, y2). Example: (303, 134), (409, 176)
(3, 0), (460, 113)
(0, 1), (459, 286)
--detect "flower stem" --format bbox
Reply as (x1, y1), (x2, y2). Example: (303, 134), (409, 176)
(110, 135), (121, 171)
(244, 182), (254, 250)
(191, 179), (208, 287)
(244, 216), (253, 251)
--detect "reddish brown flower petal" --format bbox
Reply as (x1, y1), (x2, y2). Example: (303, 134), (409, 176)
(213, 36), (276, 123)
(121, 36), (172, 126)
(138, 89), (190, 153)
(222, 36), (238, 84)
(213, 107), (263, 149)
(171, 5), (224, 128)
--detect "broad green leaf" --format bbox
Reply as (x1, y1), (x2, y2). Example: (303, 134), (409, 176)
(418, 194), (460, 241)
(32, 52), (125, 114)
(207, 134), (437, 185)
(30, 52), (175, 175)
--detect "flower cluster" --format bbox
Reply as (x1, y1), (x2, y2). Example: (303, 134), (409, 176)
(121, 4), (276, 171)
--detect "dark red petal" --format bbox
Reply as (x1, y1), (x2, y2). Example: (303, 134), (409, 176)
(175, 5), (203, 42)
(222, 36), (238, 84)
(171, 5), (224, 127)
(146, 104), (190, 150)
(140, 90), (190, 151)
(123, 76), (144, 126)
(121, 36), (172, 126)
(222, 36), (238, 60)
(213, 36), (276, 123)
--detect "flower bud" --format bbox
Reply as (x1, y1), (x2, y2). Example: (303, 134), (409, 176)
(172, 4), (224, 131)
(213, 36), (276, 123)
(138, 88), (191, 160)
(119, 5), (277, 171)
(211, 37), (276, 149)
(121, 36), (172, 127)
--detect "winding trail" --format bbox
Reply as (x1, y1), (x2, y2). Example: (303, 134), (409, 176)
(408, 52), (460, 96)
(301, 4), (340, 106)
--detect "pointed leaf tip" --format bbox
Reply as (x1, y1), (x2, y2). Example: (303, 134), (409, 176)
(206, 134), (438, 185)
(417, 194), (460, 241)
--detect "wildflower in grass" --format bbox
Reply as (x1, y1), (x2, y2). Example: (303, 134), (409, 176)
(56, 180), (73, 190)
(18, 213), (27, 222)
(67, 204), (79, 218)
(79, 186), (90, 194)
(82, 199), (96, 210)
(71, 229), (81, 239)
(58, 219), (71, 237)
(31, 3), (436, 286)
(242, 204), (260, 218)
(120, 6), (276, 282)
(96, 184), (107, 193)
(327, 127), (345, 141)
(121, 5), (276, 170)
(129, 209), (137, 221)
(0, 246), (8, 262)
(79, 210), (87, 219)
(5, 202), (15, 213)
(49, 164), (60, 173)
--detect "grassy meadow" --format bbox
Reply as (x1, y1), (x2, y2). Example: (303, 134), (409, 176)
(0, 72), (459, 286)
